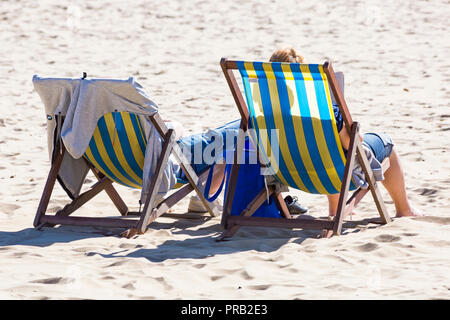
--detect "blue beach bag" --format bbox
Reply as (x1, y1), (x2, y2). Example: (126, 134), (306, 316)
(204, 140), (281, 218)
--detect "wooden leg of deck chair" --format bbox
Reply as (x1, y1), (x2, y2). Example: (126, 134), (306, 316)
(332, 127), (392, 236)
(150, 112), (220, 218)
(221, 162), (239, 228)
(172, 143), (221, 218)
(135, 129), (175, 235)
(356, 143), (391, 224)
(221, 124), (246, 230)
(344, 188), (367, 218)
(155, 183), (194, 218)
(136, 131), (217, 233)
(89, 165), (128, 216)
(217, 224), (240, 241)
(273, 191), (292, 219)
(156, 169), (213, 219)
(132, 169), (209, 227)
(217, 161), (240, 240)
(34, 145), (65, 228)
(332, 122), (360, 236)
(41, 176), (114, 228)
(343, 158), (390, 219)
(217, 186), (274, 241)
(54, 177), (113, 217)
(317, 188), (368, 238)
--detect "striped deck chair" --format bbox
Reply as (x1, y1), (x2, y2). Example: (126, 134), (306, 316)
(219, 59), (391, 239)
(34, 106), (220, 238)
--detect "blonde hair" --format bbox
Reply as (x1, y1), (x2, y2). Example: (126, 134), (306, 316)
(269, 48), (304, 63)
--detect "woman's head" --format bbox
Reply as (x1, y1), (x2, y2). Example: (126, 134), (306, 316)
(269, 48), (304, 63)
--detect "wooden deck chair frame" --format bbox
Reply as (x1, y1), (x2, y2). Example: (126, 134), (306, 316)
(219, 58), (391, 240)
(34, 112), (221, 238)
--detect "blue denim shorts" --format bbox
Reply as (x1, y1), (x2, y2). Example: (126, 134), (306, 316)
(175, 119), (241, 181)
(363, 132), (394, 163)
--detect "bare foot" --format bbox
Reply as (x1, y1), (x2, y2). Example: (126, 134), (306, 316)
(395, 205), (423, 217)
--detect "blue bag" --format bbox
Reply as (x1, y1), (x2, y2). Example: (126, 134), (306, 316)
(204, 140), (281, 218)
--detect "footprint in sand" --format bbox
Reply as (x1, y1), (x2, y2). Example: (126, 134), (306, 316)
(248, 284), (270, 291)
(122, 282), (136, 290)
(13, 252), (41, 258)
(375, 234), (401, 243)
(0, 202), (20, 214)
(106, 260), (129, 267)
(30, 277), (70, 284)
(211, 275), (224, 281)
(240, 270), (253, 281)
(118, 243), (143, 250)
(402, 232), (418, 237)
(355, 242), (379, 252)
(154, 276), (173, 290)
(413, 216), (450, 225)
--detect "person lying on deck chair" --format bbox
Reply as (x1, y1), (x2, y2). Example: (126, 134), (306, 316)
(268, 47), (422, 221)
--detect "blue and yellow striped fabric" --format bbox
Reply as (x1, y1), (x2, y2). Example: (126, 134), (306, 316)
(83, 111), (147, 189)
(237, 61), (354, 194)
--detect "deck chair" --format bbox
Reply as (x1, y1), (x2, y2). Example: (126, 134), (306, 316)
(219, 59), (391, 239)
(34, 78), (220, 238)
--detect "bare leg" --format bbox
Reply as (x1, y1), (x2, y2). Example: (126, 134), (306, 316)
(381, 149), (421, 217)
(327, 148), (420, 219)
(207, 163), (226, 196)
(339, 124), (420, 217)
(318, 194), (339, 238)
(339, 123), (363, 150)
(327, 194), (340, 217)
(187, 163), (226, 213)
(319, 126), (420, 239)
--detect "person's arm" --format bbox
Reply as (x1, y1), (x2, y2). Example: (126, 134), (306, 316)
(339, 123), (363, 150)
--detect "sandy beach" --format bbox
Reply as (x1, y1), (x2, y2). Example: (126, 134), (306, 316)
(0, 0), (449, 299)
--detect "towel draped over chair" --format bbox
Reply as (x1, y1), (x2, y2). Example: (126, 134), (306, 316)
(33, 76), (179, 204)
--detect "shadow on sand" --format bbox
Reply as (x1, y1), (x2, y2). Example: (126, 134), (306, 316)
(0, 216), (384, 262)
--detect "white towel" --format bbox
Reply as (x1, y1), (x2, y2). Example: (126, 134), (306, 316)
(33, 75), (177, 204)
(351, 142), (384, 189)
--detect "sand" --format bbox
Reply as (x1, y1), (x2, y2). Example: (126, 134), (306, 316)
(0, 0), (449, 299)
